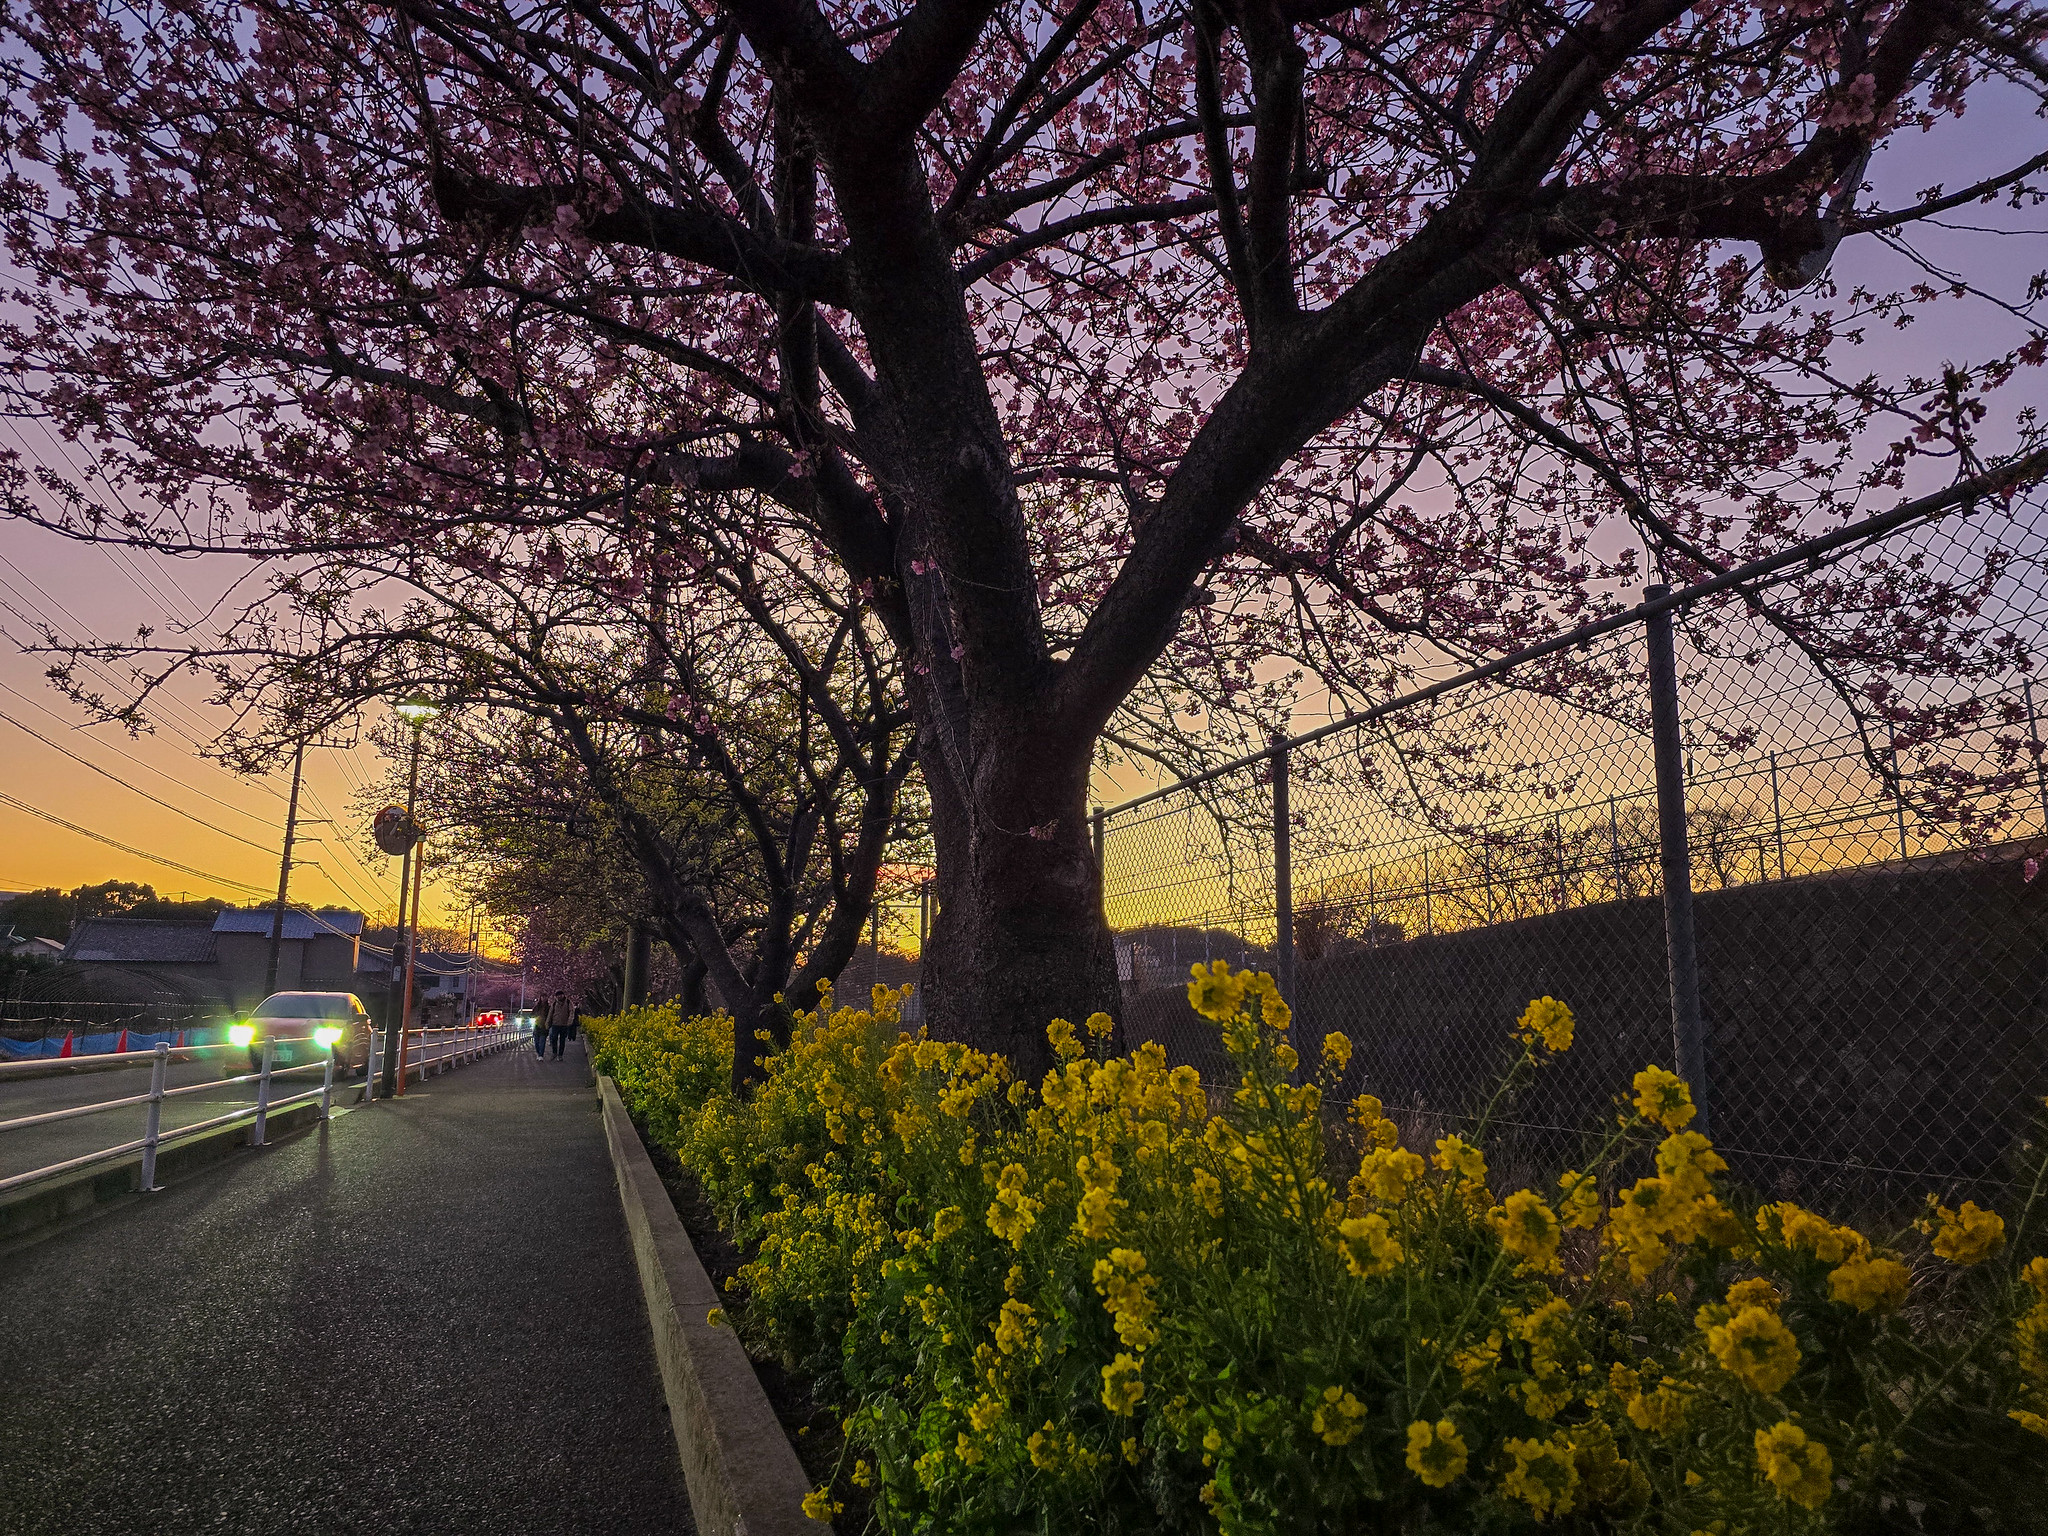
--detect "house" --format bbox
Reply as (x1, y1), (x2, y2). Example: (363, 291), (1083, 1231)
(209, 908), (365, 1006)
(59, 917), (224, 1004)
(61, 907), (367, 1010)
(3, 929), (65, 959)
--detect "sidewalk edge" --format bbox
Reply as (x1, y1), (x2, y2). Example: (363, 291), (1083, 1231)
(598, 1074), (830, 1536)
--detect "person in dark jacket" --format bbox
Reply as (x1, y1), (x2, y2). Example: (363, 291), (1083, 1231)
(532, 996), (550, 1059)
(547, 990), (573, 1060)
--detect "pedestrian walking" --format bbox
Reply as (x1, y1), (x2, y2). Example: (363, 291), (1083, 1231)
(547, 990), (573, 1061)
(532, 999), (550, 1059)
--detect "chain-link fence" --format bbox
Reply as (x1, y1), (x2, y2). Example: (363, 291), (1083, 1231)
(1102, 488), (2048, 1211)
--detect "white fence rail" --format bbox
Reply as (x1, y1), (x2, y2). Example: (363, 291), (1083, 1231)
(0, 1024), (521, 1196)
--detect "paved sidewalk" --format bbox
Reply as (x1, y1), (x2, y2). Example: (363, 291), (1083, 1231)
(0, 1040), (693, 1536)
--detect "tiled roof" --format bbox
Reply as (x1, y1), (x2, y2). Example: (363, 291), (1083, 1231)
(212, 907), (365, 940)
(63, 918), (219, 965)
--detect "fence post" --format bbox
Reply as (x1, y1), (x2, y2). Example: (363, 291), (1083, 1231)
(1769, 753), (1787, 879)
(1887, 721), (1910, 860)
(320, 1049), (335, 1121)
(1607, 797), (1623, 898)
(252, 1039), (275, 1148)
(1421, 845), (1433, 935)
(2026, 680), (2048, 833)
(1644, 584), (1710, 1133)
(140, 1041), (169, 1192)
(1271, 736), (1294, 1006)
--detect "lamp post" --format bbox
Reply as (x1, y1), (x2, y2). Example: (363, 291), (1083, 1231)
(381, 695), (439, 1097)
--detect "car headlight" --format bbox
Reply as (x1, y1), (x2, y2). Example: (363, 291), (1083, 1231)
(313, 1027), (342, 1047)
(229, 1023), (255, 1047)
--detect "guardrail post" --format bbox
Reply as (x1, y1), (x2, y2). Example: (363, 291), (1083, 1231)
(320, 1049), (335, 1121)
(140, 1042), (170, 1191)
(364, 1027), (378, 1105)
(252, 1039), (276, 1148)
(1645, 583), (1710, 1135)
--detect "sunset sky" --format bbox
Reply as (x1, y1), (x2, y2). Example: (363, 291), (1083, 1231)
(2, 85), (2043, 934)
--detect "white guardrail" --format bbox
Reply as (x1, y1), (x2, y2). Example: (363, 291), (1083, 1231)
(0, 1024), (522, 1196)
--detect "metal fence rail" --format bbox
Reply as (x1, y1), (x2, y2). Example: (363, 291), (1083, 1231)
(1101, 486), (2048, 1209)
(0, 1024), (521, 1196)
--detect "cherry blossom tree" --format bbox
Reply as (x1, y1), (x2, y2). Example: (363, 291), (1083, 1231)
(3, 0), (2046, 1071)
(128, 491), (922, 1084)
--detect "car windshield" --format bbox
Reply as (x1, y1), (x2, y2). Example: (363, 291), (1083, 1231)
(251, 993), (357, 1020)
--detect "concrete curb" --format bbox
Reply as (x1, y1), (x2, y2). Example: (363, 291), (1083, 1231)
(597, 1075), (830, 1536)
(0, 1097), (331, 1244)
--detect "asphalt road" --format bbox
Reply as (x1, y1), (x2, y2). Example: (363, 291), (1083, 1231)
(0, 1058), (355, 1178)
(0, 1039), (694, 1536)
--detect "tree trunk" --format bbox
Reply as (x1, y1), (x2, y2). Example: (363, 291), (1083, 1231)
(916, 719), (1120, 1084)
(678, 955), (707, 1017)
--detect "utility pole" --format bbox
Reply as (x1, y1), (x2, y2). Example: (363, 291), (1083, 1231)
(263, 740), (305, 998)
(380, 698), (437, 1096)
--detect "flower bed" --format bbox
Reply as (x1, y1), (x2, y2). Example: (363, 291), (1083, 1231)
(589, 963), (2048, 1533)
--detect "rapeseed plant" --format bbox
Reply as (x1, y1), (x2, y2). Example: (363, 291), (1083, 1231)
(590, 963), (2048, 1534)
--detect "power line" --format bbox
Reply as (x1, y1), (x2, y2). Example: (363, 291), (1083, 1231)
(0, 705), (279, 853)
(0, 549), (273, 781)
(0, 679), (280, 829)
(0, 788), (269, 894)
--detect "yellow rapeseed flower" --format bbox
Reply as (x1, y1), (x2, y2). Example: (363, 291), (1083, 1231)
(1763, 1201), (1868, 1264)
(1312, 1386), (1367, 1445)
(1337, 1212), (1404, 1278)
(1556, 1168), (1602, 1229)
(1754, 1421), (1833, 1509)
(1500, 1434), (1580, 1519)
(2010, 1410), (2048, 1441)
(1092, 1247), (1160, 1351)
(986, 1162), (1042, 1246)
(1323, 1031), (1353, 1072)
(1404, 1419), (1468, 1486)
(1624, 1380), (1691, 1435)
(801, 1488), (841, 1520)
(1187, 960), (1247, 1021)
(1654, 1131), (1726, 1200)
(1355, 1146), (1426, 1203)
(1100, 1352), (1146, 1415)
(1517, 996), (1576, 1053)
(1726, 1277), (1782, 1311)
(1706, 1304), (1801, 1394)
(1829, 1253), (1911, 1314)
(1929, 1200), (2006, 1265)
(1433, 1135), (1489, 1186)
(1493, 1189), (1564, 1270)
(993, 1298), (1035, 1356)
(1046, 1017), (1084, 1062)
(1630, 1065), (1696, 1130)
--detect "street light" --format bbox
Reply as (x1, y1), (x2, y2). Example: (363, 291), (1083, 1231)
(380, 695), (440, 1097)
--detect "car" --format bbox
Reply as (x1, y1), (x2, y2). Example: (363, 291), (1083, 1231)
(471, 1009), (504, 1031)
(227, 991), (376, 1078)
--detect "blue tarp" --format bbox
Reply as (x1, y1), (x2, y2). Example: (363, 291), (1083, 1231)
(0, 1028), (210, 1059)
